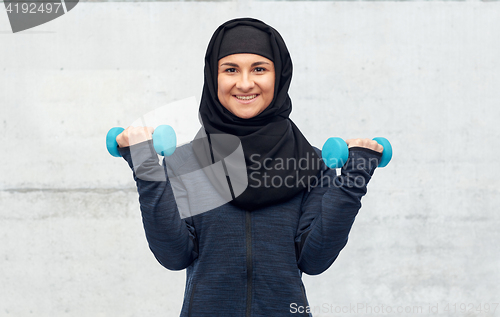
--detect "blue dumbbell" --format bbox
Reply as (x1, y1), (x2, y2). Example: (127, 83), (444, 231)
(322, 137), (392, 169)
(106, 125), (177, 157)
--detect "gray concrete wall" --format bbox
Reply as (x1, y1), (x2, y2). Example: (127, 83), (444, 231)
(1, 2), (499, 316)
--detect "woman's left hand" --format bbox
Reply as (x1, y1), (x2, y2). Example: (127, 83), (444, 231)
(345, 138), (383, 153)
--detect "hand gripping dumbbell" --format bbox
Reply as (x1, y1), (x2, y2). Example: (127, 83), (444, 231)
(106, 125), (177, 157)
(322, 137), (392, 169)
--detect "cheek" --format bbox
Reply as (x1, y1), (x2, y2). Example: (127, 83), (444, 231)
(217, 86), (223, 101)
(217, 77), (231, 108)
(264, 76), (275, 98)
(217, 77), (224, 101)
(218, 77), (231, 96)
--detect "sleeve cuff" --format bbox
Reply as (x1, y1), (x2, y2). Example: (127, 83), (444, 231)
(117, 140), (167, 182)
(343, 147), (382, 176)
(348, 146), (383, 158)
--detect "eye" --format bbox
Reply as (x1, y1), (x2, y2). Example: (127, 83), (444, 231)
(254, 67), (266, 72)
(224, 68), (237, 73)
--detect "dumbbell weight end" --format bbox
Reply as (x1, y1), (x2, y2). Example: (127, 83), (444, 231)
(106, 127), (125, 158)
(372, 137), (392, 168)
(153, 125), (177, 157)
(321, 137), (349, 169)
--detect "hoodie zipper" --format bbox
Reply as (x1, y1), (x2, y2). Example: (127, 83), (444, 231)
(245, 210), (252, 317)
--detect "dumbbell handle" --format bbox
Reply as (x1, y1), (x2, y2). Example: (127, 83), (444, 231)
(106, 125), (177, 157)
(322, 137), (392, 169)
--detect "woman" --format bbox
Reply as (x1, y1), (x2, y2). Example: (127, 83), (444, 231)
(116, 18), (382, 317)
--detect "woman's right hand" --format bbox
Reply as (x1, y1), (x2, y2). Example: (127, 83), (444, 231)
(116, 126), (155, 148)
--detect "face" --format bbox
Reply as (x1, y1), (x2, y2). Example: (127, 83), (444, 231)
(217, 53), (275, 119)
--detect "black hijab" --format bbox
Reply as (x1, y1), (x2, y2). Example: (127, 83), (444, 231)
(194, 17), (321, 211)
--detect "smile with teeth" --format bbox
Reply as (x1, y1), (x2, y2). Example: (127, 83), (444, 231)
(235, 94), (258, 100)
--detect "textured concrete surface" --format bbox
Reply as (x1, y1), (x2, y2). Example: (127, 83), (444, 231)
(1, 2), (500, 316)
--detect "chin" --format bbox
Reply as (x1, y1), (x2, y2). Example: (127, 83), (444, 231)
(229, 105), (262, 119)
(234, 111), (259, 119)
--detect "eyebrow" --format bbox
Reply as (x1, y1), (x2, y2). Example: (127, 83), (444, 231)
(219, 61), (271, 68)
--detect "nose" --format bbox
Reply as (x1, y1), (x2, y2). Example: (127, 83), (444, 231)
(236, 72), (255, 91)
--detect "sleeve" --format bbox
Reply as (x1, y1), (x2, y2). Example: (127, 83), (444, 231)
(295, 147), (382, 275)
(118, 140), (198, 271)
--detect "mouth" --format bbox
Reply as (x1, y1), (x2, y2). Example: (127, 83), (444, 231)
(234, 94), (258, 101)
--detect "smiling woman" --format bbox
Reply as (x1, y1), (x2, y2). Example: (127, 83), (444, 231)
(115, 17), (384, 317)
(217, 54), (275, 119)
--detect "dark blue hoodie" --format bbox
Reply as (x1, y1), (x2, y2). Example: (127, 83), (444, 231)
(119, 141), (380, 317)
